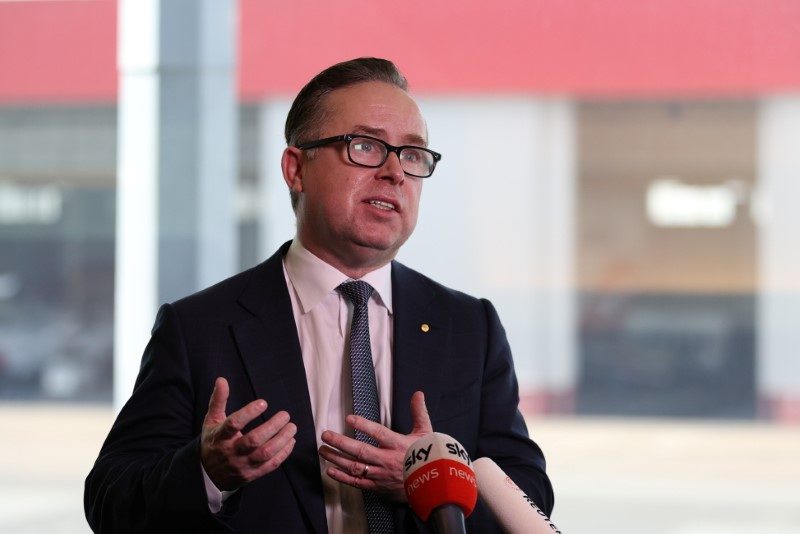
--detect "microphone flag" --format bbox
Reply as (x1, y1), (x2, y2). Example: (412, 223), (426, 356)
(402, 432), (478, 522)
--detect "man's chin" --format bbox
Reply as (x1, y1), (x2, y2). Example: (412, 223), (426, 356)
(347, 235), (406, 264)
(354, 228), (414, 251)
(352, 223), (414, 252)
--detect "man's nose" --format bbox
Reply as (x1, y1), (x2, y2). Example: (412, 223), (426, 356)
(378, 151), (405, 184)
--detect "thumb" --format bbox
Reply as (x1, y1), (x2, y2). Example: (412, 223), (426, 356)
(410, 391), (433, 434)
(205, 377), (229, 425)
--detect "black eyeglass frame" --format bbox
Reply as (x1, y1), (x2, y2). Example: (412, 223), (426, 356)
(295, 134), (442, 178)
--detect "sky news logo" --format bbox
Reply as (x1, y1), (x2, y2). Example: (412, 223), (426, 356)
(404, 438), (472, 473)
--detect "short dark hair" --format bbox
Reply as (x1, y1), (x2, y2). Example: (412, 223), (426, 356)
(284, 58), (409, 210)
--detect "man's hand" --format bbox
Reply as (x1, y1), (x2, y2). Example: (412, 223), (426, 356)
(201, 377), (297, 491)
(318, 391), (433, 502)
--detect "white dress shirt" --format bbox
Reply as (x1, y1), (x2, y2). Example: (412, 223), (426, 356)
(204, 238), (394, 534)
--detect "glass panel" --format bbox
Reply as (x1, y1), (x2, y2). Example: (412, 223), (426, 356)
(577, 101), (757, 417)
(0, 106), (116, 401)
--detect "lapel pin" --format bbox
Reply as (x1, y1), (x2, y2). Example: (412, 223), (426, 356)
(420, 323), (430, 333)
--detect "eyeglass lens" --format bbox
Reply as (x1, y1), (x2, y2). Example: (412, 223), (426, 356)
(349, 136), (435, 177)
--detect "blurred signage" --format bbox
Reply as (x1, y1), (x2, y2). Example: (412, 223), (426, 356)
(646, 178), (745, 228)
(0, 183), (63, 225)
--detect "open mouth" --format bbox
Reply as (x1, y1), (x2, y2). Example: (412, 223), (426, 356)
(367, 200), (397, 211)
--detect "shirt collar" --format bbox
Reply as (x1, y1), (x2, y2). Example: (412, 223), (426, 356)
(284, 238), (393, 315)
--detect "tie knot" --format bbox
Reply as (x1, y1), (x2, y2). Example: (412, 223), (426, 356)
(337, 280), (374, 308)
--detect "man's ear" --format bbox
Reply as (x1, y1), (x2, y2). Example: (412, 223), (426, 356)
(281, 147), (304, 194)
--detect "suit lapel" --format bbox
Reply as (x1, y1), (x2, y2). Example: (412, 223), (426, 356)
(391, 261), (450, 434)
(232, 242), (327, 534)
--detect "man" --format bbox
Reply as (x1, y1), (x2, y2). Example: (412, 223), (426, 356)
(85, 57), (553, 533)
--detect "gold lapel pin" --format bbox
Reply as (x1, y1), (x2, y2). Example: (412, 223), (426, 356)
(420, 323), (430, 333)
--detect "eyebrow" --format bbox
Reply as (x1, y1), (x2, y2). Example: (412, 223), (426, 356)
(351, 125), (428, 147)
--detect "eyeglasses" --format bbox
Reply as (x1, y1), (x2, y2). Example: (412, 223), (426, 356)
(296, 134), (442, 178)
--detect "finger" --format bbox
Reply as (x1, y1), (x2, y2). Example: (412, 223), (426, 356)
(318, 444), (355, 470)
(321, 430), (383, 465)
(318, 445), (378, 479)
(234, 411), (291, 454)
(250, 437), (296, 479)
(218, 398), (268, 440)
(204, 377), (230, 425)
(234, 412), (297, 455)
(344, 415), (397, 448)
(410, 391), (433, 434)
(325, 465), (379, 492)
(248, 422), (297, 464)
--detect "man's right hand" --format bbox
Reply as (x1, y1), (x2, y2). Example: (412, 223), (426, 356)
(201, 377), (297, 491)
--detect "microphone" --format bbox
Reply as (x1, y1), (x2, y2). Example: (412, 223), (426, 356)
(402, 432), (478, 534)
(472, 457), (562, 534)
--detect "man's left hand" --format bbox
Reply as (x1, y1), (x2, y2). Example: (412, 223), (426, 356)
(318, 390), (432, 502)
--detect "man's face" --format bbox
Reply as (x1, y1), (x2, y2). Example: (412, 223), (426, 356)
(284, 81), (428, 276)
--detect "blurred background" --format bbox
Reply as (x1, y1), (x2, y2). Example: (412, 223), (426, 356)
(1, 0), (799, 532)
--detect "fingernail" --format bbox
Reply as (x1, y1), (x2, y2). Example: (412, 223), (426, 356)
(257, 400), (267, 409)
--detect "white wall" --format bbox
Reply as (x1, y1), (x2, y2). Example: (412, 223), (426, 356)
(757, 96), (800, 418)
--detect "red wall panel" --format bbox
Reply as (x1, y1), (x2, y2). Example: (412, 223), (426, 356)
(0, 0), (117, 103)
(1, 0), (799, 103)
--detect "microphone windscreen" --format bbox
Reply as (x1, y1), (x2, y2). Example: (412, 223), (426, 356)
(402, 432), (478, 521)
(473, 457), (561, 534)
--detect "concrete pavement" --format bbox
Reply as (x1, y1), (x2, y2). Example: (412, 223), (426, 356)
(1, 404), (798, 533)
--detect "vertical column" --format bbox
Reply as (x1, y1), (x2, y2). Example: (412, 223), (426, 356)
(401, 97), (577, 415)
(115, 0), (238, 409)
(532, 100), (577, 414)
(756, 97), (800, 423)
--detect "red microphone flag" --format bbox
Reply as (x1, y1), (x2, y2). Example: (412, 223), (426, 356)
(402, 432), (478, 522)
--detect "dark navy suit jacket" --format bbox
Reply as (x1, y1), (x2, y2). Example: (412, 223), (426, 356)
(85, 242), (553, 533)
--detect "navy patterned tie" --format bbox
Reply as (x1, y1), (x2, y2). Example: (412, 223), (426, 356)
(337, 281), (394, 533)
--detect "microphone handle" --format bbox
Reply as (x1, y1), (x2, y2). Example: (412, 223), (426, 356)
(430, 503), (466, 534)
